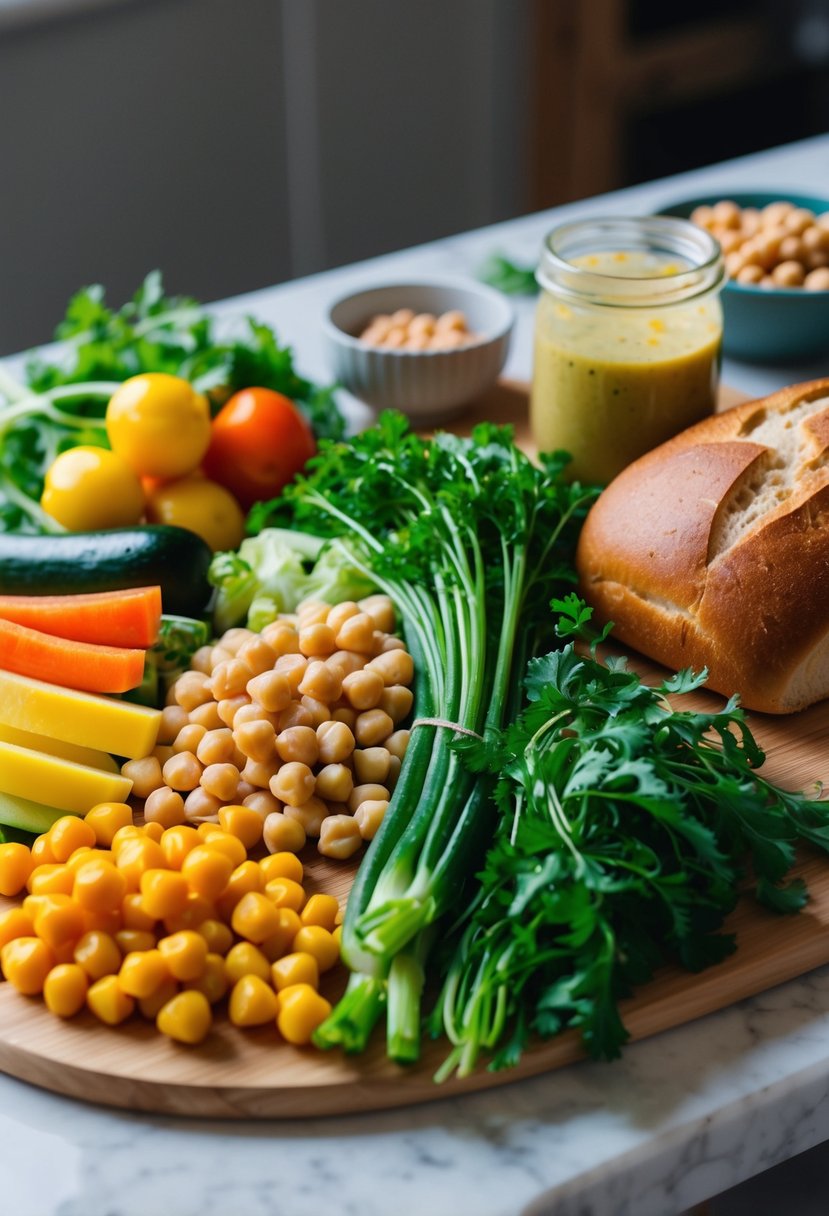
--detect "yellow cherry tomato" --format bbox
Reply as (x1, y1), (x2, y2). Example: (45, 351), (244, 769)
(40, 446), (144, 531)
(145, 475), (245, 552)
(106, 373), (211, 479)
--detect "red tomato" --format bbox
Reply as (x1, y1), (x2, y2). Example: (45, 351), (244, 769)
(202, 389), (316, 510)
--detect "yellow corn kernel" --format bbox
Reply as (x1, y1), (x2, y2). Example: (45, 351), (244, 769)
(231, 891), (282, 944)
(159, 824), (202, 870)
(0, 906), (35, 948)
(0, 842), (32, 897)
(271, 951), (319, 992)
(139, 868), (189, 920)
(53, 939), (80, 965)
(65, 846), (96, 874)
(43, 941), (84, 984)
(1, 936), (55, 993)
(157, 930), (208, 981)
(114, 928), (157, 955)
(156, 989), (212, 1044)
(224, 941), (271, 985)
(277, 983), (332, 1045)
(83, 904), (121, 934)
(73, 858), (128, 913)
(48, 815), (97, 863)
(33, 897), (86, 950)
(198, 828), (247, 869)
(121, 891), (157, 932)
(196, 918), (234, 956)
(299, 893), (339, 932)
(293, 924), (339, 972)
(28, 864), (74, 897)
(259, 852), (304, 885)
(180, 846), (234, 901)
(87, 974), (135, 1025)
(162, 891), (215, 934)
(114, 836), (167, 891)
(84, 802), (133, 847)
(195, 821), (220, 839)
(218, 805), (264, 850)
(22, 891), (50, 917)
(73, 929), (122, 979)
(216, 860), (265, 919)
(117, 948), (169, 999)
(229, 974), (279, 1027)
(264, 877), (306, 913)
(142, 821), (165, 843)
(110, 824), (144, 858)
(30, 834), (56, 867)
(138, 974), (178, 1020)
(43, 962), (89, 1017)
(184, 952), (228, 1004)
(259, 908), (302, 962)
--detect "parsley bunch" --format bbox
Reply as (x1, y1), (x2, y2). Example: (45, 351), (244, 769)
(430, 595), (829, 1079)
(0, 271), (343, 533)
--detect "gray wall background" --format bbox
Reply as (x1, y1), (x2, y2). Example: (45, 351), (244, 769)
(0, 0), (533, 354)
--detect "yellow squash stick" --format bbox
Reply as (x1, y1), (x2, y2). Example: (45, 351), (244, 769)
(0, 722), (119, 772)
(0, 669), (160, 760)
(0, 741), (132, 816)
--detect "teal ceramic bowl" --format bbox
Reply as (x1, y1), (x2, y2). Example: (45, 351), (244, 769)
(660, 192), (829, 363)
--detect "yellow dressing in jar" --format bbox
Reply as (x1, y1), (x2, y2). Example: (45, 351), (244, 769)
(530, 219), (725, 484)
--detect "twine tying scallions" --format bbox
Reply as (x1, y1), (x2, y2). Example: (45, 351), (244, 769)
(411, 717), (484, 741)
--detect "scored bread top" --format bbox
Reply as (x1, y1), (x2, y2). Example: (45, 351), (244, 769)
(576, 378), (829, 713)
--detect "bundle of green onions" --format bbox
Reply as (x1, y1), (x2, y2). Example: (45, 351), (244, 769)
(252, 412), (595, 1059)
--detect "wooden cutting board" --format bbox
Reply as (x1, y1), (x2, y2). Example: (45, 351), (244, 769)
(3, 378), (829, 1120)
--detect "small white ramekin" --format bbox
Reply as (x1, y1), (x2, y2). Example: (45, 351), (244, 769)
(322, 279), (514, 424)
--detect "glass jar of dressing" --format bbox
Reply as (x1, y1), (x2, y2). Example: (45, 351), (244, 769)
(530, 216), (725, 484)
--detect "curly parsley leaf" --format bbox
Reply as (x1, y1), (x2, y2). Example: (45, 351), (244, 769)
(432, 598), (829, 1077)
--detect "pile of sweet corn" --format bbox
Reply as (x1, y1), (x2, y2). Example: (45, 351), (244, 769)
(121, 595), (413, 861)
(0, 803), (341, 1047)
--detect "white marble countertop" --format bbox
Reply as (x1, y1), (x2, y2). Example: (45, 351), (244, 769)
(4, 134), (829, 1216)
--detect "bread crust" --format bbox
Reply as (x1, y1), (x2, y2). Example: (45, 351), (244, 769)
(576, 378), (829, 713)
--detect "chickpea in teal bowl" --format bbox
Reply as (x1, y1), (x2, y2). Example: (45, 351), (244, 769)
(660, 192), (829, 362)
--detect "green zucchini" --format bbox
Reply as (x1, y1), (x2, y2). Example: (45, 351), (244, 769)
(0, 525), (213, 618)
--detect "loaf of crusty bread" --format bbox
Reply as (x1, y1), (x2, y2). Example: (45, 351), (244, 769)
(576, 378), (829, 714)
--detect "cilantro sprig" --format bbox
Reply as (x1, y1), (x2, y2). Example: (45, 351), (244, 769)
(430, 594), (829, 1078)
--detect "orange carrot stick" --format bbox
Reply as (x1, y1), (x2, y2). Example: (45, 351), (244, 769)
(0, 586), (162, 648)
(0, 618), (146, 694)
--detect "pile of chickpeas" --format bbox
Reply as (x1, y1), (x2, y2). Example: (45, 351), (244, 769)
(121, 595), (413, 862)
(358, 308), (479, 351)
(690, 199), (829, 290)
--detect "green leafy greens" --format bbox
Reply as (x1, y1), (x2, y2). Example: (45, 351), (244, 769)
(479, 254), (538, 296)
(209, 527), (376, 634)
(429, 595), (829, 1079)
(0, 271), (344, 533)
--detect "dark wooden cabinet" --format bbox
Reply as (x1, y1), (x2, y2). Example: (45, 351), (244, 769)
(530, 0), (819, 208)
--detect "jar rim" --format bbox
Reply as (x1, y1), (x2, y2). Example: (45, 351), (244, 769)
(537, 215), (725, 307)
